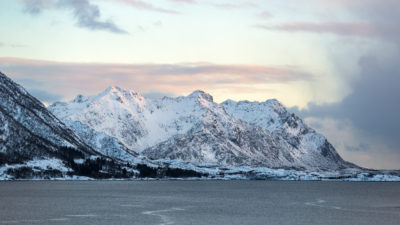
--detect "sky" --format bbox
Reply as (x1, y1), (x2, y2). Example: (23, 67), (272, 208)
(0, 0), (399, 169)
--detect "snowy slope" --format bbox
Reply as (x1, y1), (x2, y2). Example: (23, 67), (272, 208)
(222, 99), (353, 170)
(142, 91), (284, 166)
(50, 86), (353, 170)
(50, 89), (281, 166)
(67, 121), (138, 161)
(0, 71), (96, 159)
(0, 71), (94, 179)
(0, 72), (135, 180)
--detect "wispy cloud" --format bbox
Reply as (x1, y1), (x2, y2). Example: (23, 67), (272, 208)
(0, 41), (28, 48)
(259, 11), (273, 19)
(255, 22), (378, 37)
(105, 0), (179, 14)
(59, 0), (128, 33)
(28, 88), (64, 103)
(169, 0), (196, 3)
(21, 0), (128, 34)
(142, 90), (176, 99)
(209, 2), (257, 9)
(22, 0), (53, 14)
(0, 57), (313, 102)
(255, 0), (400, 43)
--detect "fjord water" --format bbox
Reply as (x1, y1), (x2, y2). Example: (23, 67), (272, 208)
(0, 181), (399, 225)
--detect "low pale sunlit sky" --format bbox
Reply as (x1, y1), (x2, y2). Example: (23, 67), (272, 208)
(1, 0), (399, 169)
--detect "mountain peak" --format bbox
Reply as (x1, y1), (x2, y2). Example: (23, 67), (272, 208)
(103, 86), (126, 94)
(0, 71), (8, 79)
(221, 99), (236, 105)
(264, 98), (281, 105)
(188, 90), (213, 102)
(263, 98), (287, 113)
(0, 71), (28, 95)
(73, 94), (88, 103)
(98, 86), (143, 103)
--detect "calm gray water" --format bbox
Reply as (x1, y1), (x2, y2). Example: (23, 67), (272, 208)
(0, 181), (399, 225)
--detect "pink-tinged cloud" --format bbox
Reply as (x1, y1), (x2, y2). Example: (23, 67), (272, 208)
(256, 22), (378, 37)
(103, 0), (179, 14)
(259, 11), (273, 19)
(209, 2), (257, 9)
(169, 0), (196, 3)
(309, 0), (399, 8)
(0, 57), (313, 102)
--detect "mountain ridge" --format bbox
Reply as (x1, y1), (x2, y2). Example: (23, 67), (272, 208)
(49, 85), (354, 171)
(0, 71), (136, 179)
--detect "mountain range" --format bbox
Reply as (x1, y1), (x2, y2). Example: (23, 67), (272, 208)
(49, 86), (351, 171)
(1, 71), (399, 181)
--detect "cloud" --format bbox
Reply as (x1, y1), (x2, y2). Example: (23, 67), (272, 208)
(256, 21), (400, 42)
(169, 0), (196, 3)
(142, 90), (176, 99)
(0, 57), (313, 103)
(259, 11), (273, 19)
(13, 77), (63, 103)
(14, 77), (44, 87)
(106, 0), (179, 14)
(255, 22), (378, 37)
(153, 20), (162, 27)
(59, 0), (128, 33)
(345, 143), (368, 152)
(21, 0), (128, 34)
(277, 0), (400, 170)
(301, 117), (400, 169)
(252, 0), (400, 42)
(296, 55), (400, 147)
(0, 41), (27, 48)
(22, 0), (53, 14)
(209, 2), (256, 9)
(290, 54), (400, 169)
(10, 44), (28, 48)
(28, 88), (64, 103)
(256, 0), (400, 43)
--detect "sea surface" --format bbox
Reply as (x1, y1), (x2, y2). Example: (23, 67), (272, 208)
(0, 181), (399, 225)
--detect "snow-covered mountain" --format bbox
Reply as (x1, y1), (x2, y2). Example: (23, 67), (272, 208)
(222, 99), (353, 170)
(0, 71), (95, 160)
(49, 86), (353, 171)
(0, 72), (134, 179)
(3, 72), (399, 180)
